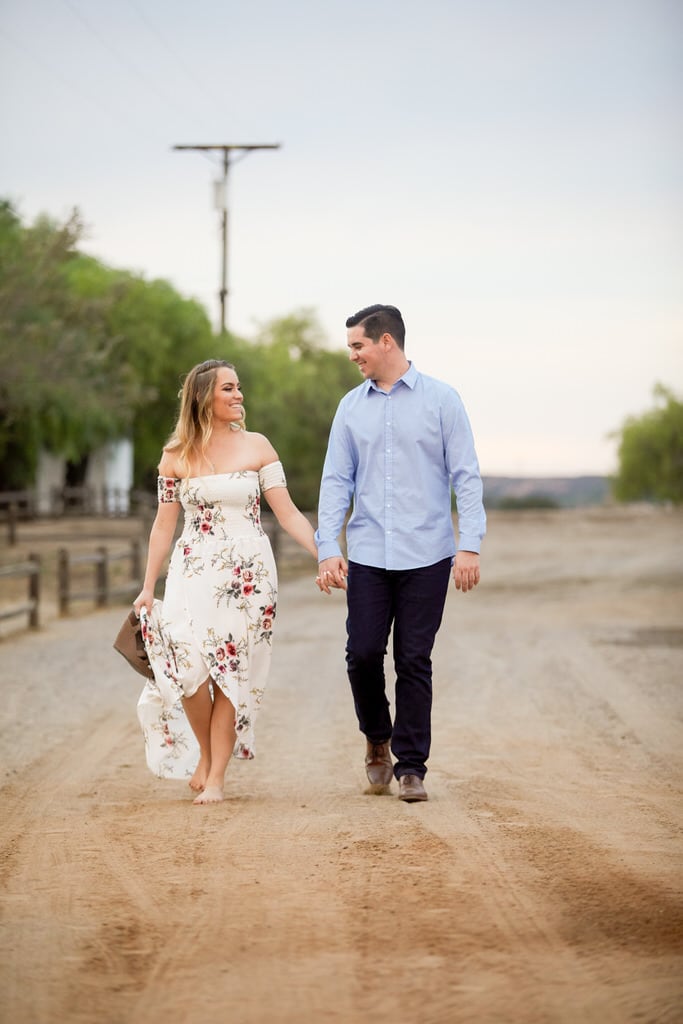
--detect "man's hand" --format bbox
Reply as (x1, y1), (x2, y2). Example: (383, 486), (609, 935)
(453, 550), (480, 593)
(316, 556), (348, 593)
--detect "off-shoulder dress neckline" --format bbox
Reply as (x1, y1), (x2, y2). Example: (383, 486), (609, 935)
(165, 460), (280, 482)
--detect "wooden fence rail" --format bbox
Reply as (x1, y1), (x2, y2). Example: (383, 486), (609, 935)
(0, 554), (41, 629)
(1, 488), (157, 544)
(1, 493), (38, 545)
(57, 540), (142, 616)
(1, 515), (297, 635)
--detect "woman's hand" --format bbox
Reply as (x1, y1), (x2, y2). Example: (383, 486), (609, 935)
(316, 557), (348, 593)
(133, 588), (155, 618)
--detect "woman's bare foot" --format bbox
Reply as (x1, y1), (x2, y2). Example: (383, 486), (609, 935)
(192, 786), (224, 805)
(189, 757), (210, 792)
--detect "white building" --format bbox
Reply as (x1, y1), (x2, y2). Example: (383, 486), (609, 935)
(36, 439), (134, 515)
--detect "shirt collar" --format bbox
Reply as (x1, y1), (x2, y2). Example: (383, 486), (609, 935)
(366, 361), (418, 394)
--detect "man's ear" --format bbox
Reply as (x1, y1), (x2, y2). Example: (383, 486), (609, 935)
(381, 332), (394, 349)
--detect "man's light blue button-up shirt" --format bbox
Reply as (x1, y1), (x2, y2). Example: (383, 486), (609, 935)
(315, 363), (486, 570)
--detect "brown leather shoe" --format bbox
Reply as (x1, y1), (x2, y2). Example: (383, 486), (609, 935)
(398, 774), (428, 802)
(365, 739), (393, 787)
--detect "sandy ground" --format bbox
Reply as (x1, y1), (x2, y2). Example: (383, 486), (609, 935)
(0, 506), (682, 1024)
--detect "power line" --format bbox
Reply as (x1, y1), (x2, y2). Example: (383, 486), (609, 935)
(0, 25), (126, 130)
(173, 143), (281, 335)
(60, 0), (210, 130)
(123, 0), (219, 122)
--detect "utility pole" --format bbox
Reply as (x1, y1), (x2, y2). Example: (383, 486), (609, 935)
(173, 143), (281, 335)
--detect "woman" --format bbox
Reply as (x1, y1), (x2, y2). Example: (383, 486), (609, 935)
(133, 359), (318, 804)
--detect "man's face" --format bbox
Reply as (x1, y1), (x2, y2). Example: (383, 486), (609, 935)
(347, 325), (384, 380)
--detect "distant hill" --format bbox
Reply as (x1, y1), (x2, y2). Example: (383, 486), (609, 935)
(483, 476), (610, 508)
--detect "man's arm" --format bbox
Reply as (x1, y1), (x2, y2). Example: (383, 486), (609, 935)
(315, 403), (355, 592)
(442, 389), (486, 592)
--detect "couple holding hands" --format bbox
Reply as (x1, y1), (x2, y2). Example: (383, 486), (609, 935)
(133, 304), (485, 805)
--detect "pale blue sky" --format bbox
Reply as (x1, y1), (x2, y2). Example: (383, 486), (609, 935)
(2, 0), (681, 475)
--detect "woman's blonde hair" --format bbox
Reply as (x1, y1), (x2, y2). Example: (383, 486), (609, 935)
(165, 359), (244, 476)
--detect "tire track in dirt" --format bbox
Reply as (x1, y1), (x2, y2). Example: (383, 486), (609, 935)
(1, 509), (682, 1024)
(0, 716), (142, 1023)
(423, 591), (683, 1024)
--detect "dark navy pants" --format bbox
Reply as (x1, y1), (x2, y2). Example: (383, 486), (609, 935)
(345, 558), (452, 780)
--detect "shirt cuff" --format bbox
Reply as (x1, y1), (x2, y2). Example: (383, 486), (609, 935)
(456, 534), (481, 554)
(315, 537), (343, 561)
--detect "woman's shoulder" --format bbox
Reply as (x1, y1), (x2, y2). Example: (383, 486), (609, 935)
(244, 431), (279, 468)
(158, 448), (182, 479)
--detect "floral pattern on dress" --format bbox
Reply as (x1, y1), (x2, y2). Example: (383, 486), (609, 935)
(178, 541), (205, 578)
(200, 629), (264, 760)
(137, 464), (286, 780)
(211, 545), (271, 614)
(158, 477), (180, 503)
(157, 713), (193, 761)
(244, 492), (265, 534)
(140, 608), (181, 695)
(202, 627), (248, 681)
(190, 503), (218, 538)
(254, 598), (276, 644)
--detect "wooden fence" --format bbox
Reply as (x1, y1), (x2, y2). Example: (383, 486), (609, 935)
(0, 505), (303, 636)
(1, 488), (156, 544)
(1, 491), (39, 545)
(57, 540), (143, 616)
(0, 554), (41, 630)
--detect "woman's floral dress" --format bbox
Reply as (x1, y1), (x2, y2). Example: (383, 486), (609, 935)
(136, 462), (285, 779)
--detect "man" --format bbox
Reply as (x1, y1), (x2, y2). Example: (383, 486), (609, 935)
(315, 304), (486, 802)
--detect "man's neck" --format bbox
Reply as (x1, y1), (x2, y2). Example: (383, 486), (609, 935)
(373, 357), (410, 392)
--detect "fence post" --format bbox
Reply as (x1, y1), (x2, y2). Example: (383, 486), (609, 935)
(7, 503), (17, 546)
(28, 552), (40, 629)
(96, 546), (108, 607)
(58, 549), (69, 616)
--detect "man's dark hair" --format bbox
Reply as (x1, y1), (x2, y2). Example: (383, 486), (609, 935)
(346, 304), (406, 349)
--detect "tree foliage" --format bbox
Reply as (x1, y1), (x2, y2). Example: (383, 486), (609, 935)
(0, 200), (358, 507)
(66, 255), (216, 485)
(611, 384), (683, 504)
(222, 311), (359, 507)
(0, 200), (214, 488)
(0, 201), (125, 484)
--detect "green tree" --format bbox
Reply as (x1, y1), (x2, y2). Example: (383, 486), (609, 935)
(225, 310), (359, 507)
(611, 384), (683, 504)
(0, 200), (358, 506)
(66, 256), (215, 486)
(0, 201), (135, 487)
(0, 200), (215, 490)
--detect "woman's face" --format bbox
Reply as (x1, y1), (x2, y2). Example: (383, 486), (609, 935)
(211, 366), (244, 427)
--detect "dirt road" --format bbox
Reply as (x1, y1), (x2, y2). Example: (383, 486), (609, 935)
(1, 507), (682, 1024)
